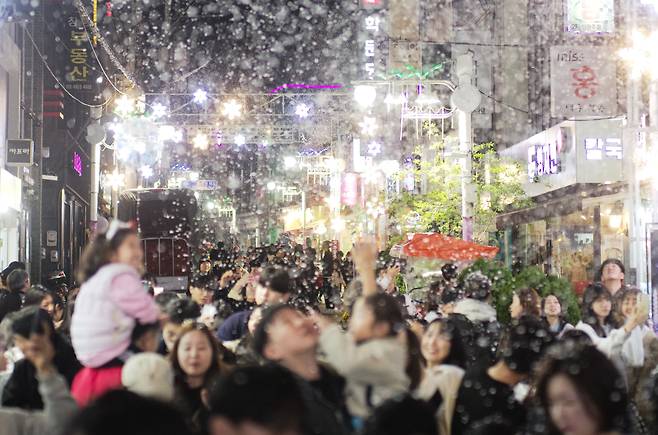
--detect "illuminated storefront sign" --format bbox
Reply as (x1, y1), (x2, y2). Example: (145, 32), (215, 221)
(72, 152), (83, 176)
(584, 137), (622, 160)
(527, 139), (561, 180)
(565, 0), (614, 33)
(362, 13), (380, 80)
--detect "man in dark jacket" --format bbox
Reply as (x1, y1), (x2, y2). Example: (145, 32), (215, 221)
(450, 272), (501, 369)
(451, 316), (553, 435)
(2, 307), (82, 410)
(0, 269), (30, 323)
(253, 304), (350, 435)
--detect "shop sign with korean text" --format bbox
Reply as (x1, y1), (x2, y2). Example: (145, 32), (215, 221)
(564, 0), (614, 33)
(550, 46), (617, 118)
(5, 139), (33, 166)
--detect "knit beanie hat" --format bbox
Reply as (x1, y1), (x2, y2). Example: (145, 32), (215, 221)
(121, 353), (174, 402)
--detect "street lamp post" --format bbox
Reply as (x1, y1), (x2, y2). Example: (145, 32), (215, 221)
(451, 52), (482, 242)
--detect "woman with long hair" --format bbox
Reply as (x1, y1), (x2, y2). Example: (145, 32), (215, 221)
(541, 293), (573, 337)
(509, 287), (541, 320)
(171, 322), (226, 435)
(415, 318), (468, 435)
(536, 342), (629, 435)
(575, 283), (647, 364)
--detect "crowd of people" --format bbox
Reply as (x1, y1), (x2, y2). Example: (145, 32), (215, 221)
(0, 221), (658, 435)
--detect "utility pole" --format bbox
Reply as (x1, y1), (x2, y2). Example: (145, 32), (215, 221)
(451, 51), (481, 241)
(86, 108), (105, 235)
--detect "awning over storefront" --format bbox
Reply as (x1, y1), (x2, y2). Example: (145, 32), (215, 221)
(495, 183), (625, 229)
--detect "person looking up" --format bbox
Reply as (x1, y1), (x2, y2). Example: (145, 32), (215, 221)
(313, 240), (409, 426)
(217, 266), (292, 343)
(599, 258), (626, 298)
(253, 304), (350, 435)
(509, 288), (541, 320)
(541, 293), (573, 337)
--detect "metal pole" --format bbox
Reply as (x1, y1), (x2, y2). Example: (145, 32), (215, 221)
(459, 110), (474, 241)
(452, 51), (480, 242)
(301, 190), (306, 238)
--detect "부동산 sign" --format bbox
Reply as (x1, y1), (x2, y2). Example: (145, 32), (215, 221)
(550, 46), (617, 118)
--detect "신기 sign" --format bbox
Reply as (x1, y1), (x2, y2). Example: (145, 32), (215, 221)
(550, 46), (617, 118)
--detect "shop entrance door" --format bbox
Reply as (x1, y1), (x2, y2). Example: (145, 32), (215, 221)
(63, 192), (87, 285)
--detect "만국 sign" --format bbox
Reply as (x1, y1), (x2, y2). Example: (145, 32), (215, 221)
(550, 46), (617, 118)
(6, 139), (33, 166)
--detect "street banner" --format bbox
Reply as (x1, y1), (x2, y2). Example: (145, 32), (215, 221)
(550, 46), (617, 118)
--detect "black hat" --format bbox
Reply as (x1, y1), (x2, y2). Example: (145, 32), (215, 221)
(1, 262), (26, 281)
(462, 271), (492, 301)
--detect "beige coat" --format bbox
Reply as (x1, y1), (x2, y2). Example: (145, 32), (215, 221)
(415, 365), (465, 435)
(318, 324), (410, 418)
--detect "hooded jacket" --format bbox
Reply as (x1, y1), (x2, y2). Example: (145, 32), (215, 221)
(450, 299), (501, 369)
(318, 324), (409, 419)
(71, 264), (159, 367)
(0, 371), (77, 435)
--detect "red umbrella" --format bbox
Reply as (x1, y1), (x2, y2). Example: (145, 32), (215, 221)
(402, 233), (499, 261)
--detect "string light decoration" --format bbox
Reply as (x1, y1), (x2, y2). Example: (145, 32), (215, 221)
(222, 100), (242, 120)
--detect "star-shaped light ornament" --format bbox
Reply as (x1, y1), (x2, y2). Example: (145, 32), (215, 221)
(367, 141), (382, 156)
(295, 103), (310, 118)
(359, 116), (378, 136)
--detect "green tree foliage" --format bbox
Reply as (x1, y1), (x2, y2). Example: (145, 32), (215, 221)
(459, 259), (580, 324)
(386, 127), (531, 243)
